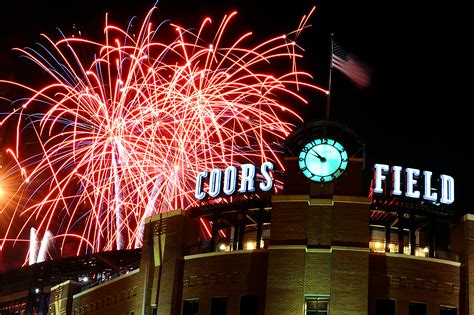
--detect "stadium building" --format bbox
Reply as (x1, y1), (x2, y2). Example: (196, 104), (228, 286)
(0, 120), (469, 315)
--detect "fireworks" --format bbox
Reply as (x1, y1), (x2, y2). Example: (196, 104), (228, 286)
(0, 6), (325, 260)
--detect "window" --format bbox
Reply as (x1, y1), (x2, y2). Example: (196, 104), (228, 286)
(409, 302), (426, 315)
(183, 299), (199, 315)
(440, 307), (457, 315)
(240, 295), (258, 315)
(376, 299), (395, 315)
(210, 297), (227, 315)
(370, 225), (386, 253)
(305, 296), (329, 314)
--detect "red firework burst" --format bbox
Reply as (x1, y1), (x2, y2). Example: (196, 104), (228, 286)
(0, 6), (325, 260)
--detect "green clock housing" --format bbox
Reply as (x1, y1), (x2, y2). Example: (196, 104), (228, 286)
(298, 138), (348, 182)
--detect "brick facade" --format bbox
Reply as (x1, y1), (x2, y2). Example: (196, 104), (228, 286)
(42, 158), (467, 315)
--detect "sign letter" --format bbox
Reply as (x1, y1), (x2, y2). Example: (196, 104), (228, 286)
(440, 174), (455, 204)
(259, 162), (274, 191)
(223, 166), (237, 195)
(239, 164), (256, 193)
(195, 171), (208, 200)
(391, 166), (402, 196)
(405, 168), (420, 199)
(374, 164), (389, 193)
(208, 169), (223, 198)
(423, 170), (438, 202)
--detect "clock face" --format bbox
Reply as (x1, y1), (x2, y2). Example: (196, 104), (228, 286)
(298, 138), (348, 182)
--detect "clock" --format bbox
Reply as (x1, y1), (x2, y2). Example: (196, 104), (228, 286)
(298, 138), (348, 182)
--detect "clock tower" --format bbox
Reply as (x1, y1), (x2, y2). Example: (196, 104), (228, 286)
(282, 119), (366, 198)
(264, 119), (371, 314)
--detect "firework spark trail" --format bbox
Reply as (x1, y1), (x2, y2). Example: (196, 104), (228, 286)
(28, 228), (38, 265)
(36, 230), (53, 263)
(0, 6), (326, 259)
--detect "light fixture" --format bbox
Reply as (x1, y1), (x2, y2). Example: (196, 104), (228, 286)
(389, 243), (395, 252)
(246, 242), (255, 250)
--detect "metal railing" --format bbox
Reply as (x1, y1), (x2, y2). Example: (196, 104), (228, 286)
(186, 237), (270, 255)
(79, 261), (140, 292)
(369, 240), (459, 262)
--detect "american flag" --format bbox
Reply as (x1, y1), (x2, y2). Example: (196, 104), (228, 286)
(332, 42), (371, 89)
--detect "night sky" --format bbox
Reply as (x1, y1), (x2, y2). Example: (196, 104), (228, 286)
(0, 1), (471, 271)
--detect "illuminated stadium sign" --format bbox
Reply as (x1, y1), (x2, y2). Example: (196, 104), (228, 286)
(373, 163), (454, 205)
(195, 162), (274, 200)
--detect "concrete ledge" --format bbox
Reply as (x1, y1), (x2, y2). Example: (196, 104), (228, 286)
(268, 245), (306, 250)
(308, 199), (334, 206)
(383, 252), (461, 267)
(463, 213), (474, 222)
(50, 280), (73, 292)
(149, 209), (185, 222)
(267, 245), (368, 253)
(272, 195), (369, 205)
(272, 195), (333, 205)
(306, 248), (332, 253)
(272, 195), (311, 203)
(73, 268), (140, 298)
(332, 246), (370, 252)
(333, 195), (370, 204)
(184, 248), (268, 260)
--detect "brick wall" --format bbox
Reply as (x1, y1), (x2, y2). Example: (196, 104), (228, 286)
(307, 204), (332, 246)
(369, 254), (460, 315)
(266, 195), (370, 315)
(49, 281), (81, 315)
(62, 209), (201, 315)
(304, 251), (331, 295)
(330, 249), (369, 315)
(70, 270), (143, 315)
(269, 197), (308, 244)
(183, 251), (268, 315)
(151, 210), (200, 314)
(331, 199), (369, 247)
(452, 214), (474, 315)
(265, 248), (306, 314)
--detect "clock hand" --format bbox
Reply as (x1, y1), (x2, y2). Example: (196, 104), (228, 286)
(310, 150), (326, 162)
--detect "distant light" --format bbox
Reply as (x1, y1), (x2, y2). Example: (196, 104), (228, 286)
(374, 242), (382, 249)
(423, 247), (429, 253)
(246, 242), (255, 250)
(218, 243), (226, 251)
(79, 276), (89, 282)
(34, 288), (40, 294)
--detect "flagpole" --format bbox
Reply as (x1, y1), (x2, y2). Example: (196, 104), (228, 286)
(325, 33), (334, 120)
